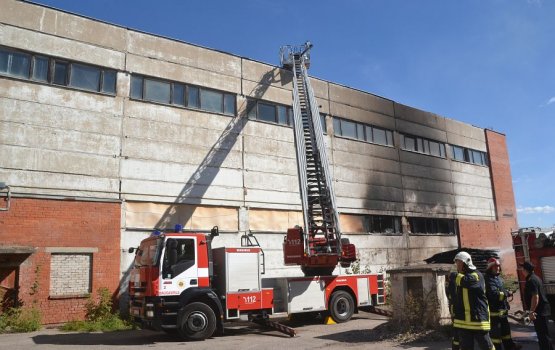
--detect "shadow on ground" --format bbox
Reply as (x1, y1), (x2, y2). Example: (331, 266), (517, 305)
(315, 320), (450, 348)
(32, 324), (293, 346)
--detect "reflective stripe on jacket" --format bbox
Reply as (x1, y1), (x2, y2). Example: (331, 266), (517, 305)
(485, 272), (510, 317)
(450, 270), (491, 331)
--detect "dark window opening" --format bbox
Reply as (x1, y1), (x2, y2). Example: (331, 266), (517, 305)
(365, 215), (402, 234)
(408, 217), (457, 235)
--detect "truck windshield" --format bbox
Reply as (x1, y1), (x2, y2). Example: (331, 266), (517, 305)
(134, 238), (162, 267)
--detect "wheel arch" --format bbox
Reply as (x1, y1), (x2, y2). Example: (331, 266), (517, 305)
(329, 285), (358, 313)
(179, 288), (224, 334)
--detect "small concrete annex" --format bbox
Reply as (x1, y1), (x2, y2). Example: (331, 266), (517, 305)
(0, 0), (518, 323)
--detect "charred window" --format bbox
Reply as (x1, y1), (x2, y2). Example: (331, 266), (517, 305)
(365, 215), (402, 234)
(408, 217), (457, 235)
(400, 133), (446, 158)
(333, 116), (394, 146)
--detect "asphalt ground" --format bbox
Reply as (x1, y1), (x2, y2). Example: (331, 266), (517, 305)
(0, 311), (551, 350)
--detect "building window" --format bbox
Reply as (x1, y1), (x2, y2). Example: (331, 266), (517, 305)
(144, 78), (171, 104)
(130, 74), (236, 116)
(451, 145), (488, 166)
(333, 117), (394, 146)
(320, 114), (327, 134)
(408, 217), (457, 235)
(0, 46), (117, 95)
(365, 215), (402, 234)
(400, 133), (446, 158)
(247, 99), (293, 126)
(49, 253), (92, 297)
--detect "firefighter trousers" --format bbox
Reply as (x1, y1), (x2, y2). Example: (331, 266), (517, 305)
(490, 315), (517, 350)
(458, 329), (494, 350)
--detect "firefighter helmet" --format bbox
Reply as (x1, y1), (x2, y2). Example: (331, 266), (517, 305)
(454, 251), (476, 270)
(487, 257), (501, 270)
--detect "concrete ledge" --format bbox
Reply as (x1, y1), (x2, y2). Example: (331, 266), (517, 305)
(45, 247), (98, 253)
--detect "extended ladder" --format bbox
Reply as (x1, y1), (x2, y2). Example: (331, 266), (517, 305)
(280, 43), (346, 265)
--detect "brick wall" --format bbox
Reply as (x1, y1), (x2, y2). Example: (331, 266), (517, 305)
(0, 198), (120, 324)
(458, 130), (518, 275)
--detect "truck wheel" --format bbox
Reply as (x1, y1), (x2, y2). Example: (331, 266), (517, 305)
(177, 302), (216, 341)
(329, 290), (354, 323)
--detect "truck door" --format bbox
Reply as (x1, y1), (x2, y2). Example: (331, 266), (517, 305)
(161, 237), (199, 294)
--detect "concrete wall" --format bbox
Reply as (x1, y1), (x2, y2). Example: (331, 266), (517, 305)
(0, 0), (517, 319)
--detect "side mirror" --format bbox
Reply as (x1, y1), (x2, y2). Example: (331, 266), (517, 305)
(211, 226), (219, 237)
(128, 247), (137, 254)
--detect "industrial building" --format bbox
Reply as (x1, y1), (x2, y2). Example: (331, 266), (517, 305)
(0, 0), (517, 323)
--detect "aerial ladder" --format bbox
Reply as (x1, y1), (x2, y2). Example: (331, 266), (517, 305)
(281, 42), (356, 276)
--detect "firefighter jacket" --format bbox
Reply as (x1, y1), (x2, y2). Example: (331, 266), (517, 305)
(445, 271), (458, 315)
(449, 269), (491, 331)
(485, 272), (510, 317)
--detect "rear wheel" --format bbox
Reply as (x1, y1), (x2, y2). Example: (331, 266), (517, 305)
(177, 302), (216, 341)
(329, 290), (355, 323)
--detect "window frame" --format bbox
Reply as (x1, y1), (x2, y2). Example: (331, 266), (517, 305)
(130, 73), (237, 116)
(450, 144), (488, 166)
(247, 98), (293, 127)
(400, 133), (447, 158)
(0, 45), (117, 95)
(408, 217), (458, 235)
(333, 116), (394, 147)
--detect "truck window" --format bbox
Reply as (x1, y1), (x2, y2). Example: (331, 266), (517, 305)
(134, 238), (162, 267)
(162, 238), (196, 279)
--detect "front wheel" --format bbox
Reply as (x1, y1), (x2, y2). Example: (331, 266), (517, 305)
(177, 302), (216, 341)
(329, 290), (355, 323)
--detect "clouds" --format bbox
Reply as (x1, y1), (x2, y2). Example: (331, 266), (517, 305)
(518, 205), (555, 214)
(548, 96), (555, 105)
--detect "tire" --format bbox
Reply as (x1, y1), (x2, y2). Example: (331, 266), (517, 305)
(329, 290), (355, 323)
(177, 302), (216, 341)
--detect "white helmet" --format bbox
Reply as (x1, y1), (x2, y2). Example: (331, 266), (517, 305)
(454, 251), (476, 270)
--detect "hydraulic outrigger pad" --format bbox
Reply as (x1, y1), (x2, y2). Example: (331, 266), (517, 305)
(251, 315), (297, 337)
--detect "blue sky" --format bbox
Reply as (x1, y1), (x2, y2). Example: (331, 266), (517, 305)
(33, 0), (555, 228)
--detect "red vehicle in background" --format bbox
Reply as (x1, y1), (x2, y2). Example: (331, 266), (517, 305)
(512, 227), (555, 317)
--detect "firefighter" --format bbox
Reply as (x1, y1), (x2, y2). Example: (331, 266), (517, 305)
(446, 270), (460, 350)
(485, 257), (520, 350)
(522, 261), (553, 350)
(451, 251), (494, 350)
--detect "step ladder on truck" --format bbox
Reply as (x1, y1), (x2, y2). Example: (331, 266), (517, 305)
(127, 42), (387, 341)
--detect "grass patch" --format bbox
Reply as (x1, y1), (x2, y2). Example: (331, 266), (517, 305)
(61, 315), (133, 332)
(60, 287), (135, 332)
(0, 306), (42, 333)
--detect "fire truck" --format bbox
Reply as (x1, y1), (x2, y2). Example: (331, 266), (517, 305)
(128, 43), (386, 340)
(512, 227), (555, 317)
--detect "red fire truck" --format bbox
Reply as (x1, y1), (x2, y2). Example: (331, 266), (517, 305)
(128, 227), (385, 340)
(512, 227), (555, 316)
(128, 43), (386, 340)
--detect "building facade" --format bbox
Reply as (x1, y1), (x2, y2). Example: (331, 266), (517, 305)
(0, 0), (518, 323)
